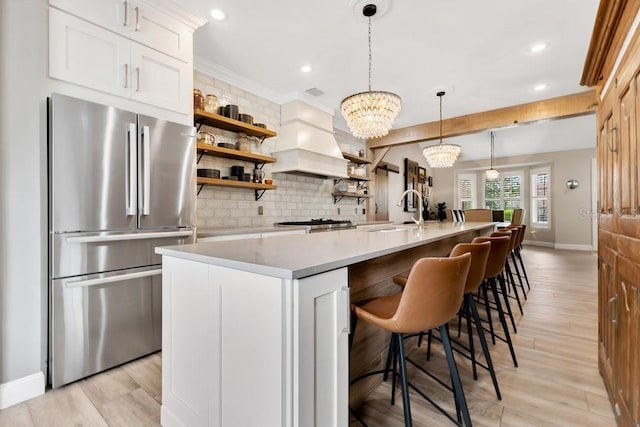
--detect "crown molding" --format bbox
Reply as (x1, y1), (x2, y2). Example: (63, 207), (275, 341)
(144, 0), (207, 29)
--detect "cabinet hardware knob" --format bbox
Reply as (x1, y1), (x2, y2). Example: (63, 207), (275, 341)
(124, 63), (129, 88)
(123, 1), (128, 26)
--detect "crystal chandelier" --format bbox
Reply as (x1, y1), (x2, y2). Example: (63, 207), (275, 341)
(340, 4), (401, 139)
(485, 131), (500, 180)
(422, 91), (460, 168)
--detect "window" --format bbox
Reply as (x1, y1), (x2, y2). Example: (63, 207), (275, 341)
(483, 171), (523, 222)
(531, 166), (550, 228)
(457, 173), (476, 209)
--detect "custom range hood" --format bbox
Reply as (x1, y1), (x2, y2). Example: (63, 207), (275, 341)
(271, 100), (349, 179)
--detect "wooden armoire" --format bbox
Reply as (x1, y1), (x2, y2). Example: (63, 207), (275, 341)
(581, 1), (640, 426)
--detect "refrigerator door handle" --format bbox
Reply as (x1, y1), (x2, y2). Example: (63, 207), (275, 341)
(65, 268), (162, 289)
(126, 123), (137, 215)
(141, 125), (151, 215)
(65, 230), (194, 243)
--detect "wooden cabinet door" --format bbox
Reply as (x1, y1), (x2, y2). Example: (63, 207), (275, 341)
(49, 8), (130, 98)
(618, 80), (638, 214)
(615, 254), (640, 426)
(598, 246), (617, 395)
(598, 113), (616, 214)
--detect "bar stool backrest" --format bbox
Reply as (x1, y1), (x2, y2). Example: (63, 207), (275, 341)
(491, 230), (517, 253)
(449, 241), (491, 294)
(510, 208), (524, 225)
(462, 209), (492, 222)
(394, 253), (472, 333)
(472, 235), (511, 279)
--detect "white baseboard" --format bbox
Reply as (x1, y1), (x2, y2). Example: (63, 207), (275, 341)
(554, 243), (594, 251)
(0, 372), (45, 409)
(523, 240), (554, 248)
(523, 240), (594, 251)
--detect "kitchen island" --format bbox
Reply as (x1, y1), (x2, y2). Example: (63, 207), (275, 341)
(156, 221), (495, 427)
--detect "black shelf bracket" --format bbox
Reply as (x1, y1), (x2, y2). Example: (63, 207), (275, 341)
(197, 152), (205, 164)
(197, 184), (205, 196)
(195, 118), (205, 133)
(255, 189), (267, 201)
(333, 195), (345, 204)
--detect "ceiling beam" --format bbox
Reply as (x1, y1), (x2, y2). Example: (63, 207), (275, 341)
(367, 90), (597, 150)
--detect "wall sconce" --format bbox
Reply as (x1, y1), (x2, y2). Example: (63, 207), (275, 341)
(566, 179), (580, 190)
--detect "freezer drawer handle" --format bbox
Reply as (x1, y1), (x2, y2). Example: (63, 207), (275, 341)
(66, 230), (193, 243)
(65, 268), (162, 289)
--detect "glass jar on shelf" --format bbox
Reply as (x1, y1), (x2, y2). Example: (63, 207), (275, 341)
(193, 89), (204, 110)
(204, 94), (219, 113)
(236, 133), (251, 152)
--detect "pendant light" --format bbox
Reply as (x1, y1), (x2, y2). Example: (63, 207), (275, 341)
(340, 4), (401, 139)
(485, 131), (500, 180)
(422, 91), (461, 168)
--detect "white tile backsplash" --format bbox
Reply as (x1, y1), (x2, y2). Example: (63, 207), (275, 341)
(194, 71), (367, 229)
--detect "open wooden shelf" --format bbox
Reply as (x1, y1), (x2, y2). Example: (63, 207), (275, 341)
(194, 110), (277, 138)
(342, 152), (371, 164)
(196, 142), (277, 164)
(332, 192), (372, 204)
(197, 177), (276, 190)
(346, 173), (371, 181)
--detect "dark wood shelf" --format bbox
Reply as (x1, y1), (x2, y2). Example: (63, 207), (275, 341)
(194, 110), (277, 138)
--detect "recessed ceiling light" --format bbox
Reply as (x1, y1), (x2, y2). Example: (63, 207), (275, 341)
(301, 65), (312, 73)
(210, 9), (225, 20)
(534, 83), (548, 91)
(530, 43), (547, 53)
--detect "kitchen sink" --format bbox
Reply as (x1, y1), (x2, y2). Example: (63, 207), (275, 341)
(366, 225), (415, 233)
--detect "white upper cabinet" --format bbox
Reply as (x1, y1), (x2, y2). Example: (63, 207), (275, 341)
(48, 0), (204, 115)
(129, 4), (193, 63)
(49, 8), (131, 98)
(49, 0), (193, 62)
(130, 42), (190, 112)
(49, 0), (128, 37)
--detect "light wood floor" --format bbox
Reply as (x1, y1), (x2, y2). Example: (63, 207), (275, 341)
(0, 247), (615, 426)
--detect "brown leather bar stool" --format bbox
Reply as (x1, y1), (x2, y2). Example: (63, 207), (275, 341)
(450, 242), (501, 399)
(393, 242), (501, 400)
(350, 253), (473, 427)
(472, 235), (519, 367)
(504, 225), (529, 299)
(491, 228), (524, 318)
(489, 230), (522, 329)
(509, 224), (531, 292)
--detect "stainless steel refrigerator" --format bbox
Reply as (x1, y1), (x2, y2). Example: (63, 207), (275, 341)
(48, 93), (196, 388)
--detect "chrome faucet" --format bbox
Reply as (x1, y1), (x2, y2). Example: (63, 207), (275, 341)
(396, 189), (424, 231)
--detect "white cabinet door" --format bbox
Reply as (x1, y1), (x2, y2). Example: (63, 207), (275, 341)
(130, 42), (190, 113)
(49, 8), (130, 98)
(131, 2), (193, 62)
(295, 268), (349, 427)
(50, 0), (128, 36)
(50, 0), (192, 62)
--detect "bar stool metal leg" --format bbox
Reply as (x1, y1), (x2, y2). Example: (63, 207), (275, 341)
(467, 293), (502, 400)
(440, 324), (472, 426)
(489, 277), (518, 367)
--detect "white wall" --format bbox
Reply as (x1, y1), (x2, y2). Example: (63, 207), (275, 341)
(431, 146), (595, 249)
(0, 0), (48, 407)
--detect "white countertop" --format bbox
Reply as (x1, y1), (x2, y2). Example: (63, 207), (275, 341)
(197, 225), (308, 238)
(157, 222), (496, 280)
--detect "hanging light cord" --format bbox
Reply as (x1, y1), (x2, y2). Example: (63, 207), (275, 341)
(368, 16), (372, 91)
(490, 131), (495, 168)
(438, 92), (444, 145)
